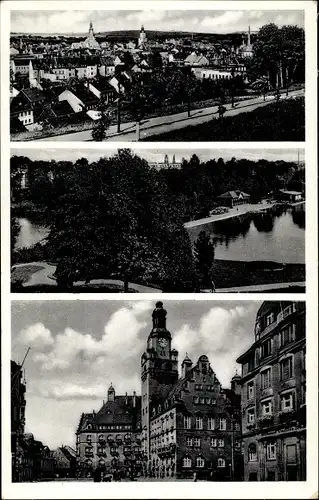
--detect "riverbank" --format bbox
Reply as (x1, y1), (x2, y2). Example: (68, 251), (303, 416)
(208, 259), (305, 290)
(184, 199), (305, 229)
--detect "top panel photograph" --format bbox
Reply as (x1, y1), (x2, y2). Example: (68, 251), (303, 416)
(10, 9), (305, 142)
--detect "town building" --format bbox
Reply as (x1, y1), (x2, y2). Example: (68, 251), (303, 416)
(275, 190), (303, 203)
(11, 360), (27, 481)
(141, 302), (242, 480)
(217, 190), (251, 207)
(236, 301), (306, 481)
(71, 22), (101, 51)
(52, 445), (77, 478)
(75, 387), (143, 478)
(149, 154), (182, 170)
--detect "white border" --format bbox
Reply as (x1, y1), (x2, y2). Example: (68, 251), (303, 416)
(1, 0), (318, 498)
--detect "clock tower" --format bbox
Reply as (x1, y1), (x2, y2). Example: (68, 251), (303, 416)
(141, 302), (179, 462)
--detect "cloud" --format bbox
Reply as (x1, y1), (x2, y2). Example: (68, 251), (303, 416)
(201, 11), (244, 29)
(17, 323), (53, 351)
(173, 305), (253, 386)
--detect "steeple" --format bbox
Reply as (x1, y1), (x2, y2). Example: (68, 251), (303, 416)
(164, 154), (169, 165)
(89, 21), (94, 37)
(152, 301), (167, 330)
(107, 383), (115, 402)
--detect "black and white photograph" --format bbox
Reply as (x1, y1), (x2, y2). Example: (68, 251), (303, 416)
(9, 9), (305, 142)
(11, 148), (305, 293)
(11, 299), (306, 482)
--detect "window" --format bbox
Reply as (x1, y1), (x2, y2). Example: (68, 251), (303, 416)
(261, 339), (272, 359)
(266, 312), (275, 326)
(247, 408), (255, 423)
(195, 384), (203, 390)
(280, 392), (294, 411)
(211, 438), (217, 447)
(86, 435), (92, 443)
(247, 382), (254, 400)
(219, 418), (227, 430)
(217, 458), (225, 468)
(280, 357), (293, 380)
(196, 457), (205, 468)
(248, 356), (255, 372)
(280, 324), (295, 346)
(199, 397), (205, 404)
(193, 397), (199, 404)
(183, 456), (192, 468)
(261, 399), (272, 416)
(261, 368), (271, 389)
(207, 417), (215, 430)
(248, 443), (257, 461)
(184, 416), (191, 429)
(205, 398), (211, 404)
(186, 437), (193, 447)
(234, 422), (240, 431)
(195, 416), (203, 430)
(266, 442), (276, 460)
(218, 439), (224, 447)
(194, 437), (201, 447)
(210, 398), (217, 405)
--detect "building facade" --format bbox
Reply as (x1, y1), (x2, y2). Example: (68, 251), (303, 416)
(141, 302), (242, 480)
(236, 301), (306, 481)
(75, 387), (143, 478)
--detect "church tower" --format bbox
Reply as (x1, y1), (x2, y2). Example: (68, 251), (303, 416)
(138, 25), (147, 48)
(89, 21), (94, 38)
(141, 302), (178, 460)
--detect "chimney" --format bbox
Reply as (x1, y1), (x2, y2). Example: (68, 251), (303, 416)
(133, 391), (136, 407)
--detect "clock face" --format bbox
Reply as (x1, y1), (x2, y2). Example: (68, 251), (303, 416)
(158, 338), (168, 348)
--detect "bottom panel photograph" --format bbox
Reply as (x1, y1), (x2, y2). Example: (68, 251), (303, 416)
(11, 300), (306, 482)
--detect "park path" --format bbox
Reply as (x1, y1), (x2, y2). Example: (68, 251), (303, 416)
(184, 200), (274, 229)
(207, 281), (306, 293)
(13, 262), (161, 293)
(34, 89), (304, 142)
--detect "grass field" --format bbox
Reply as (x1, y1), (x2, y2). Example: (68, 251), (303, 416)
(142, 96), (305, 141)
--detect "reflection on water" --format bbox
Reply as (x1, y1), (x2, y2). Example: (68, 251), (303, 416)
(15, 218), (50, 249)
(188, 204), (305, 264)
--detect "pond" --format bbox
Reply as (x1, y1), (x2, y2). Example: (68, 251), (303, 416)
(187, 204), (305, 264)
(15, 218), (50, 250)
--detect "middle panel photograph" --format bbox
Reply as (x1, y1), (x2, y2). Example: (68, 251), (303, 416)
(10, 147), (305, 294)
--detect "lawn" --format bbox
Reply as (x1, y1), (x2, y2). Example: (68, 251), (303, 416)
(11, 264), (44, 285)
(209, 259), (305, 290)
(142, 97), (305, 141)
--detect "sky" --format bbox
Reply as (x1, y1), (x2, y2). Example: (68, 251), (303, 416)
(10, 9), (304, 35)
(11, 299), (261, 449)
(11, 148), (305, 164)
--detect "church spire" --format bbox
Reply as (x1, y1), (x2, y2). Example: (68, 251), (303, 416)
(89, 21), (94, 36)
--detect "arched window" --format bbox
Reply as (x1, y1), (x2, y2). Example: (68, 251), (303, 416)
(98, 459), (105, 467)
(183, 456), (192, 468)
(217, 457), (225, 468)
(248, 443), (257, 461)
(196, 456), (205, 468)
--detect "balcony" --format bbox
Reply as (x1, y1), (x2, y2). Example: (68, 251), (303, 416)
(157, 444), (176, 458)
(258, 415), (274, 428)
(279, 408), (297, 422)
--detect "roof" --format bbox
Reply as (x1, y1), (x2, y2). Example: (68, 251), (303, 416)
(71, 84), (99, 105)
(51, 100), (74, 116)
(93, 395), (141, 426)
(279, 189), (302, 195)
(218, 190), (250, 199)
(21, 88), (46, 104)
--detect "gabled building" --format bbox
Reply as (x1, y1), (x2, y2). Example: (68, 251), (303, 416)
(75, 388), (142, 478)
(52, 445), (76, 478)
(141, 302), (242, 480)
(236, 302), (306, 481)
(217, 190), (250, 208)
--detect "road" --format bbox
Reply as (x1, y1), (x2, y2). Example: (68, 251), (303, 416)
(209, 281), (306, 293)
(35, 89), (304, 142)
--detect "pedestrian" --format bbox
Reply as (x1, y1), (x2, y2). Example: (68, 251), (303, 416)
(193, 471), (197, 482)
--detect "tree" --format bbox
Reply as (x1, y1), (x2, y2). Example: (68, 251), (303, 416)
(128, 82), (148, 141)
(91, 99), (111, 142)
(11, 216), (20, 254)
(194, 230), (215, 290)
